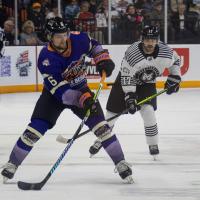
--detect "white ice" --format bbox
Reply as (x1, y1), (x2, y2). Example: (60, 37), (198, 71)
(0, 89), (200, 200)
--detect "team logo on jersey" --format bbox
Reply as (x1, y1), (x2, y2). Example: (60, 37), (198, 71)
(122, 67), (130, 74)
(16, 50), (32, 76)
(42, 59), (50, 67)
(135, 66), (160, 83)
(63, 56), (87, 87)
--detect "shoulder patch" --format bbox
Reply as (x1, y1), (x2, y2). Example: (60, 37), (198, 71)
(42, 59), (50, 67)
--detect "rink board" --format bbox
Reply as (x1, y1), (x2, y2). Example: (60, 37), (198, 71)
(0, 45), (200, 93)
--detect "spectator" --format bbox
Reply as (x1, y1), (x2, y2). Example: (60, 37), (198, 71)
(46, 5), (62, 19)
(20, 20), (42, 45)
(170, 0), (186, 12)
(135, 0), (153, 16)
(88, 0), (98, 15)
(95, 6), (108, 43)
(97, 0), (109, 17)
(189, 2), (200, 15)
(64, 0), (80, 20)
(27, 2), (46, 41)
(41, 0), (52, 16)
(117, 0), (130, 14)
(171, 3), (199, 43)
(75, 1), (95, 32)
(147, 1), (164, 40)
(3, 19), (15, 45)
(119, 4), (143, 43)
(96, 7), (107, 28)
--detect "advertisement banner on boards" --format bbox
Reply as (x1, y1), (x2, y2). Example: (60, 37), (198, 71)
(0, 46), (37, 86)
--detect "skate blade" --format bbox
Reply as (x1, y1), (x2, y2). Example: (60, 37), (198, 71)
(125, 175), (134, 184)
(90, 154), (95, 158)
(152, 155), (158, 161)
(3, 176), (9, 184)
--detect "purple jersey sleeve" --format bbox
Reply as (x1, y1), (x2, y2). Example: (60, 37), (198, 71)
(38, 48), (70, 102)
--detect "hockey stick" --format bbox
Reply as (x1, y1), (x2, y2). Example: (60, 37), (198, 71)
(56, 88), (168, 144)
(17, 73), (106, 190)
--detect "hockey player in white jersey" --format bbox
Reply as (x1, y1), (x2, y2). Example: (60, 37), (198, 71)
(89, 25), (181, 159)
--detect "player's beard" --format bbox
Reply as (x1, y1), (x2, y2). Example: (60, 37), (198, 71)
(143, 44), (155, 54)
(54, 41), (67, 52)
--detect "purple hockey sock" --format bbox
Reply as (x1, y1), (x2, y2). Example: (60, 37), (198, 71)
(9, 119), (49, 166)
(101, 134), (125, 165)
(9, 142), (31, 166)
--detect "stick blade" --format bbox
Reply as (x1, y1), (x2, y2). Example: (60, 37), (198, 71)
(17, 181), (43, 190)
(56, 135), (68, 144)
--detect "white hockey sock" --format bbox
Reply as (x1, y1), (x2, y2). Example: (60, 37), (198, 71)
(140, 104), (158, 145)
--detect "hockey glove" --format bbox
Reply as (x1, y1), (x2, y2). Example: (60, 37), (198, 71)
(125, 92), (140, 114)
(164, 75), (181, 95)
(79, 88), (97, 115)
(93, 50), (115, 77)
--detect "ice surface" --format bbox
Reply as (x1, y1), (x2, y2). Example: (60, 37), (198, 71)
(0, 89), (200, 200)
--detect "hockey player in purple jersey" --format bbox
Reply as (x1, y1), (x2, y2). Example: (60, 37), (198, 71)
(1, 17), (133, 184)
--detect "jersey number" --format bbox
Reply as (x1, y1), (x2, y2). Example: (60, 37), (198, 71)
(47, 76), (57, 86)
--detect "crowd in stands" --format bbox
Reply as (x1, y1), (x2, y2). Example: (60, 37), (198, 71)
(0, 0), (200, 45)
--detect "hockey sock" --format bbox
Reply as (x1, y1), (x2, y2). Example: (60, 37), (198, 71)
(101, 134), (125, 165)
(140, 104), (158, 145)
(9, 119), (50, 166)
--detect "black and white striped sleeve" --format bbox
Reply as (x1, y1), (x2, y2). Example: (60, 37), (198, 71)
(168, 49), (181, 76)
(120, 50), (137, 94)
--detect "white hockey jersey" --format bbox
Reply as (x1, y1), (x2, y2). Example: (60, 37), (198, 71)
(120, 41), (181, 93)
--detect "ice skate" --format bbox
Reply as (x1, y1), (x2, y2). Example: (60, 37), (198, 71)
(1, 162), (18, 183)
(89, 138), (102, 157)
(149, 145), (159, 160)
(115, 160), (134, 184)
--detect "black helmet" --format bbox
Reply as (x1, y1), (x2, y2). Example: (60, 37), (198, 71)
(45, 17), (68, 40)
(142, 25), (160, 40)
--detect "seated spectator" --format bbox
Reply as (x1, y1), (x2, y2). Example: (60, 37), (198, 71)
(20, 20), (42, 45)
(3, 19), (15, 45)
(64, 0), (80, 20)
(171, 3), (199, 43)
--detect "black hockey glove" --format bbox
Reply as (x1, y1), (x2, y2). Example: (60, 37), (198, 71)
(79, 88), (97, 115)
(125, 92), (140, 114)
(164, 75), (181, 95)
(96, 59), (115, 77)
(93, 50), (115, 77)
